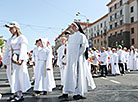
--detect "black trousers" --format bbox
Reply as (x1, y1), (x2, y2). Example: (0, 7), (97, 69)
(118, 63), (125, 74)
(124, 63), (128, 71)
(100, 65), (108, 76)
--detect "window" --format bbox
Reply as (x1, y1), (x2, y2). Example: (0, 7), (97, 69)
(115, 22), (117, 27)
(101, 23), (103, 28)
(115, 32), (117, 37)
(97, 32), (99, 36)
(115, 13), (117, 19)
(101, 30), (103, 34)
(104, 29), (107, 34)
(94, 40), (96, 44)
(115, 4), (117, 9)
(120, 20), (123, 25)
(101, 41), (103, 46)
(104, 21), (106, 26)
(110, 7), (112, 12)
(110, 33), (112, 38)
(120, 0), (122, 6)
(131, 17), (134, 23)
(131, 28), (134, 34)
(110, 25), (112, 29)
(120, 10), (123, 16)
(131, 6), (134, 13)
(120, 30), (123, 35)
(97, 39), (99, 43)
(110, 16), (112, 21)
(132, 38), (135, 45)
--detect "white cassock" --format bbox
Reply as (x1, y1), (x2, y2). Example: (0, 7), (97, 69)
(3, 35), (31, 93)
(124, 51), (129, 70)
(135, 52), (138, 70)
(32, 46), (41, 79)
(57, 45), (66, 86)
(129, 51), (137, 70)
(34, 39), (55, 92)
(63, 32), (96, 96)
(111, 53), (120, 75)
(107, 51), (112, 64)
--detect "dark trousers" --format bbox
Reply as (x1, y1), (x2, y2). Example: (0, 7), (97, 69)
(118, 63), (125, 74)
(125, 63), (128, 71)
(100, 65), (108, 76)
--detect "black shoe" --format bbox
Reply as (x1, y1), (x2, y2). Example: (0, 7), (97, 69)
(40, 91), (47, 95)
(7, 95), (17, 101)
(58, 94), (68, 99)
(10, 96), (24, 102)
(77, 95), (86, 99)
(73, 95), (86, 100)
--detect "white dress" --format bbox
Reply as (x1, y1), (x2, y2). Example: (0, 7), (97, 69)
(34, 40), (55, 92)
(129, 51), (137, 70)
(63, 32), (96, 96)
(3, 35), (31, 93)
(32, 46), (41, 79)
(57, 45), (66, 86)
(111, 53), (120, 75)
(135, 52), (138, 70)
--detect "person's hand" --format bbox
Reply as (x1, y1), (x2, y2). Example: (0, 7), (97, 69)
(16, 60), (24, 65)
(46, 68), (50, 71)
(4, 65), (7, 69)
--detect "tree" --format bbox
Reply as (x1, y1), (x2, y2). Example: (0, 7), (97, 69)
(0, 39), (4, 48)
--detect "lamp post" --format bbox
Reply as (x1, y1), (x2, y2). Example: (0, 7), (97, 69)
(76, 12), (89, 40)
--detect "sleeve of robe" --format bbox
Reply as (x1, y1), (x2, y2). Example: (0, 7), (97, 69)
(79, 34), (88, 56)
(19, 35), (28, 62)
(46, 48), (53, 69)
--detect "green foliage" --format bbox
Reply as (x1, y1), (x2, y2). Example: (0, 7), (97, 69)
(0, 39), (4, 48)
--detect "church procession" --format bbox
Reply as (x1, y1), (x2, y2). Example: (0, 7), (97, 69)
(1, 0), (138, 101)
(0, 20), (138, 102)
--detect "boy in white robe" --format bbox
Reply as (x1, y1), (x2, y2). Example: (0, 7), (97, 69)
(111, 48), (120, 75)
(57, 37), (67, 90)
(34, 39), (55, 96)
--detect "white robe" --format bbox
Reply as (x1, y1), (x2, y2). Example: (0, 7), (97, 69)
(57, 45), (66, 86)
(129, 51), (137, 70)
(111, 53), (120, 75)
(34, 46), (55, 92)
(135, 52), (138, 70)
(3, 35), (31, 93)
(63, 32), (96, 96)
(32, 47), (41, 79)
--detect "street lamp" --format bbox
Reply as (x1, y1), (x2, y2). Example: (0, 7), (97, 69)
(76, 12), (89, 40)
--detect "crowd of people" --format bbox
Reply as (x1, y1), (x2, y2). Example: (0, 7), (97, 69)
(88, 45), (138, 77)
(1, 21), (138, 101)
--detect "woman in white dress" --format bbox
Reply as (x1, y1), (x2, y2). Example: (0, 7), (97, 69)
(34, 38), (55, 95)
(3, 21), (31, 101)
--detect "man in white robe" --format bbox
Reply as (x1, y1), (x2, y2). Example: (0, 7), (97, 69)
(111, 48), (120, 75)
(59, 22), (96, 100)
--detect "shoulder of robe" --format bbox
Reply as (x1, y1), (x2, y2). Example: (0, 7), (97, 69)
(18, 35), (28, 44)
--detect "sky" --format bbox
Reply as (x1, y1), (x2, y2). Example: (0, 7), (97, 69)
(0, 0), (110, 51)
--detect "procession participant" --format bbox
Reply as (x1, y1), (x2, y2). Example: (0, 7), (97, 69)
(34, 38), (55, 96)
(88, 48), (94, 72)
(107, 47), (112, 73)
(129, 46), (137, 71)
(123, 47), (129, 72)
(92, 47), (99, 75)
(135, 49), (138, 70)
(57, 37), (67, 90)
(111, 48), (120, 75)
(32, 39), (41, 84)
(59, 22), (96, 100)
(3, 21), (31, 101)
(117, 45), (125, 75)
(99, 47), (109, 77)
